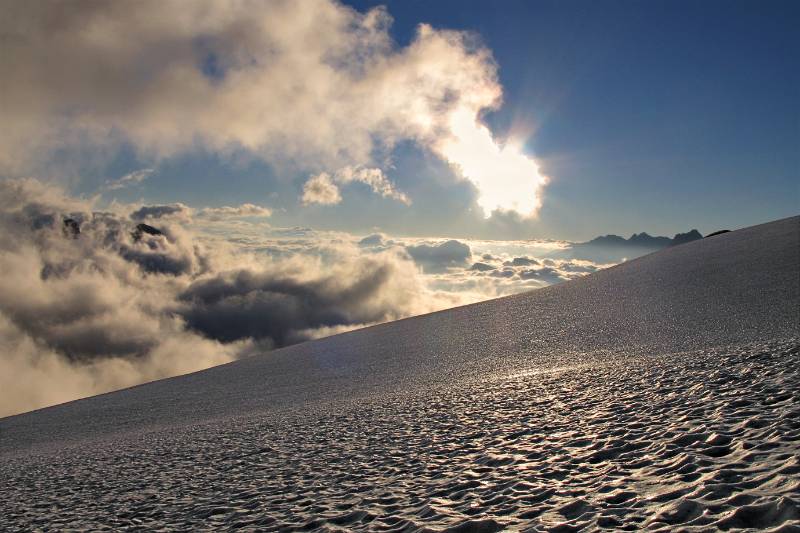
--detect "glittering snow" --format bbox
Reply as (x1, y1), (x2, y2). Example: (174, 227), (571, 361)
(1, 217), (798, 531)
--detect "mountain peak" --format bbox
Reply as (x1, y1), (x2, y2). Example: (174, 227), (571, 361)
(671, 229), (703, 246)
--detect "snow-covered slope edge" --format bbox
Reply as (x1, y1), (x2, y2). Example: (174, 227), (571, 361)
(1, 216), (797, 455)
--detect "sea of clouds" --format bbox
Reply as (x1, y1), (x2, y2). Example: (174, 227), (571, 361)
(0, 179), (609, 416)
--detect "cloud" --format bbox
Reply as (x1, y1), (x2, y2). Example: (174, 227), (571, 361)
(405, 239), (472, 272)
(0, 179), (603, 417)
(1, 0), (544, 217)
(0, 178), (468, 417)
(128, 202), (272, 226)
(198, 204), (272, 219)
(0, 180), (242, 415)
(464, 255), (604, 289)
(358, 233), (388, 247)
(469, 262), (496, 271)
(130, 203), (193, 222)
(354, 232), (605, 296)
(104, 168), (155, 191)
(302, 173), (342, 206)
(504, 256), (539, 267)
(518, 267), (564, 284)
(301, 166), (409, 206)
(177, 250), (428, 347)
(435, 113), (547, 217)
(332, 167), (411, 204)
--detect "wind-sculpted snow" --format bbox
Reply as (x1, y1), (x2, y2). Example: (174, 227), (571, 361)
(0, 217), (798, 530)
(2, 340), (799, 531)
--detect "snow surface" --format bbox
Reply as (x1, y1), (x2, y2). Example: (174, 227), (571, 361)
(1, 216), (798, 531)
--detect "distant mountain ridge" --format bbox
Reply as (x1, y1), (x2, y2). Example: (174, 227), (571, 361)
(561, 229), (703, 263)
(584, 229), (702, 249)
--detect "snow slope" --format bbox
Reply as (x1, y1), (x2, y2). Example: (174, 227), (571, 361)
(1, 216), (798, 531)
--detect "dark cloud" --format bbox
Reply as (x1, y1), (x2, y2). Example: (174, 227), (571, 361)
(179, 260), (406, 347)
(130, 204), (192, 221)
(518, 267), (565, 284)
(504, 256), (539, 267)
(469, 262), (496, 272)
(405, 240), (471, 273)
(0, 179), (452, 416)
(358, 233), (388, 247)
(558, 263), (598, 274)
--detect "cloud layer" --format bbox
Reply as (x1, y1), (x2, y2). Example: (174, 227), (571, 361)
(1, 178), (605, 417)
(1, 0), (545, 216)
(0, 179), (471, 416)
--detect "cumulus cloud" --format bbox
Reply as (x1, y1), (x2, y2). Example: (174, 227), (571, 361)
(333, 167), (410, 204)
(178, 251), (427, 347)
(302, 173), (343, 206)
(1, 0), (544, 216)
(462, 254), (603, 289)
(0, 179), (465, 417)
(301, 166), (409, 205)
(0, 180), (240, 415)
(405, 240), (472, 273)
(354, 234), (599, 290)
(229, 228), (605, 305)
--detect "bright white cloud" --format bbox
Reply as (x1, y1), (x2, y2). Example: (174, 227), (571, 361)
(1, 0), (546, 217)
(302, 166), (409, 205)
(302, 173), (342, 206)
(436, 109), (548, 217)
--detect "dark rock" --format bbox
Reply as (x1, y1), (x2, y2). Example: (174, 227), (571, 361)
(63, 218), (80, 237)
(628, 232), (672, 248)
(583, 234), (628, 247)
(670, 229), (703, 246)
(705, 229), (731, 238)
(561, 227), (705, 263)
(131, 223), (163, 242)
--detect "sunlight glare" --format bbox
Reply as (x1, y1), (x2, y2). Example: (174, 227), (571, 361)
(436, 109), (547, 218)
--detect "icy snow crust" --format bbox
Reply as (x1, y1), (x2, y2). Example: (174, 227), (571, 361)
(1, 216), (798, 531)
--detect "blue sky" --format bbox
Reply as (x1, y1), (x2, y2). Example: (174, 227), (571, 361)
(348, 0), (800, 238)
(6, 0), (798, 241)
